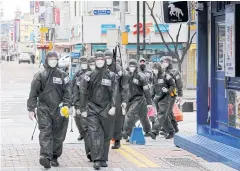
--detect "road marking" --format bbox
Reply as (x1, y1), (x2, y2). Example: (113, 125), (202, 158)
(121, 145), (160, 167)
(116, 148), (148, 167)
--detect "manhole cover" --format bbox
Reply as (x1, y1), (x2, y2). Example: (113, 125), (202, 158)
(160, 157), (200, 168)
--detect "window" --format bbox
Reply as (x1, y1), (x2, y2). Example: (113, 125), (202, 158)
(74, 1), (77, 17)
(113, 1), (128, 13)
(39, 1), (45, 6)
(216, 23), (225, 71)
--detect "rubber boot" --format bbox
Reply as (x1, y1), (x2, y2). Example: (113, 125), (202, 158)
(39, 157), (51, 169)
(50, 158), (59, 167)
(100, 161), (108, 167)
(93, 161), (101, 170)
(112, 140), (121, 149)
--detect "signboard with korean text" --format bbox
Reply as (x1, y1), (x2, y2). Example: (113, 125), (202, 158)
(225, 4), (240, 77)
(30, 1), (34, 15)
(225, 5), (235, 77)
(93, 10), (111, 15)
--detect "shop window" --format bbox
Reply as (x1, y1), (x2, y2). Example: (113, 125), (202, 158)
(216, 23), (225, 71)
(113, 1), (129, 13)
(217, 1), (230, 12)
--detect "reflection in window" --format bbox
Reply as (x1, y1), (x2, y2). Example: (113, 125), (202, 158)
(217, 23), (225, 71)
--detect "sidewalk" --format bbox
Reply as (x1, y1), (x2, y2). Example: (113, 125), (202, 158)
(183, 89), (196, 100)
(1, 113), (237, 171)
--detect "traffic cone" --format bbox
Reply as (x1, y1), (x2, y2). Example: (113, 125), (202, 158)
(173, 103), (183, 122)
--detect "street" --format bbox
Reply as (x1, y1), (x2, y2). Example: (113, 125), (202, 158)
(0, 61), (237, 171)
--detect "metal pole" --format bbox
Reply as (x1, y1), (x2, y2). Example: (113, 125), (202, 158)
(143, 1), (146, 50)
(120, 1), (127, 68)
(81, 1), (84, 56)
(137, 1), (140, 59)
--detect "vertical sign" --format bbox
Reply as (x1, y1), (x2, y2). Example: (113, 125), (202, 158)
(54, 8), (60, 25)
(35, 1), (39, 13)
(225, 5), (235, 77)
(30, 1), (34, 15)
(44, 7), (53, 28)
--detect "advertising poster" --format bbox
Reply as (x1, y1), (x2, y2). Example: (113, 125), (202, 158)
(225, 6), (235, 77)
(228, 90), (240, 129)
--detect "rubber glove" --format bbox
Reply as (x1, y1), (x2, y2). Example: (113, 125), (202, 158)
(60, 106), (70, 118)
(121, 103), (127, 115)
(147, 105), (152, 110)
(108, 107), (116, 116)
(81, 111), (87, 117)
(29, 111), (35, 120)
(162, 87), (168, 93)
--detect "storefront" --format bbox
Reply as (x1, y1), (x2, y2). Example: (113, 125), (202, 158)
(91, 43), (183, 60)
(174, 2), (240, 170)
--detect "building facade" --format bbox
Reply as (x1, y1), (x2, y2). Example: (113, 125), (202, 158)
(175, 2), (240, 170)
(68, 1), (195, 88)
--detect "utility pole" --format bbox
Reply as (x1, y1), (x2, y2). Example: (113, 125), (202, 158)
(143, 1), (146, 50)
(137, 1), (140, 60)
(119, 1), (127, 69)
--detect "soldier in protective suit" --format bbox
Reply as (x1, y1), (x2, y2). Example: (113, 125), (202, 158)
(27, 51), (71, 168)
(79, 51), (116, 170)
(161, 56), (182, 134)
(104, 50), (125, 149)
(138, 57), (153, 83)
(148, 63), (176, 140)
(72, 56), (89, 141)
(121, 59), (152, 139)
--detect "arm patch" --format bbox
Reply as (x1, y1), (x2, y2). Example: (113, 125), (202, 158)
(84, 75), (90, 81)
(176, 75), (180, 80)
(166, 74), (171, 80)
(64, 76), (70, 84)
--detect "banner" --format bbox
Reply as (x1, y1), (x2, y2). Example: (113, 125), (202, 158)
(54, 8), (60, 25)
(35, 1), (39, 13)
(30, 1), (34, 15)
(44, 7), (53, 28)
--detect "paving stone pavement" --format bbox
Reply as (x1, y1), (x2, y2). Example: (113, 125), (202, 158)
(0, 62), (237, 171)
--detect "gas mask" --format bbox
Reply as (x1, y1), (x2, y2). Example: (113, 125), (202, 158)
(139, 64), (146, 70)
(81, 63), (88, 70)
(48, 59), (58, 68)
(106, 58), (113, 65)
(129, 66), (136, 73)
(95, 59), (105, 68)
(163, 61), (169, 68)
(89, 64), (96, 71)
(153, 69), (158, 75)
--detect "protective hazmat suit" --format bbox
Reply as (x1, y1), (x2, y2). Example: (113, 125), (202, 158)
(72, 56), (89, 141)
(79, 51), (116, 170)
(27, 51), (71, 168)
(148, 63), (176, 140)
(138, 57), (153, 84)
(122, 59), (152, 139)
(104, 50), (125, 149)
(161, 56), (183, 134)
(73, 56), (96, 162)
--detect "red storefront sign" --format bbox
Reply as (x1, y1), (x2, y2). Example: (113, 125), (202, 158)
(54, 8), (60, 25)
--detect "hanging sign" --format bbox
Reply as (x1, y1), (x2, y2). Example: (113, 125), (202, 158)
(225, 4), (236, 77)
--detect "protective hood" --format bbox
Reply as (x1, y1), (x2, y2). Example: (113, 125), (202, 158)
(153, 62), (163, 75)
(43, 51), (59, 70)
(138, 57), (146, 71)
